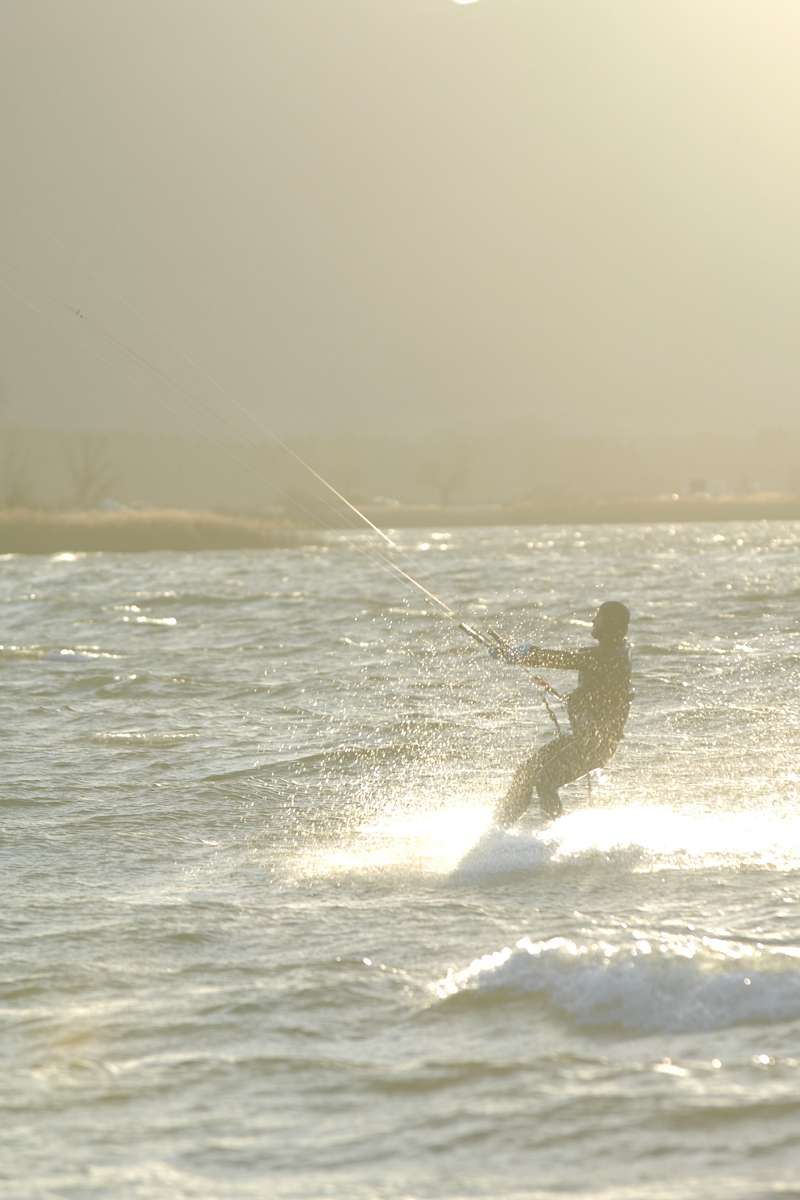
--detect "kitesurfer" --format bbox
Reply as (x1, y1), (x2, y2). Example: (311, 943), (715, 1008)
(492, 600), (632, 825)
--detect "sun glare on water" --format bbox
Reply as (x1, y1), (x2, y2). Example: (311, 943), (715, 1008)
(548, 804), (800, 872)
(298, 799), (800, 881)
(304, 799), (492, 878)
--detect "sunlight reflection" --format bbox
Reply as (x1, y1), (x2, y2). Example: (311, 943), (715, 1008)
(545, 805), (800, 871)
(304, 798), (492, 877)
(302, 800), (800, 882)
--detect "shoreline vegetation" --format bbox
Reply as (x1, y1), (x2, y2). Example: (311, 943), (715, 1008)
(0, 509), (310, 555)
(0, 496), (799, 554)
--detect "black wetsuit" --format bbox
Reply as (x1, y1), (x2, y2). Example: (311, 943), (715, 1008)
(494, 638), (632, 825)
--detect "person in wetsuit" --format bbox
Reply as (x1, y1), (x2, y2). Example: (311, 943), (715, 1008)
(493, 600), (632, 826)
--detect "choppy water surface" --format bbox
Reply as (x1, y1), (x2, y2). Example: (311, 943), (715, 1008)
(3, 523), (800, 1199)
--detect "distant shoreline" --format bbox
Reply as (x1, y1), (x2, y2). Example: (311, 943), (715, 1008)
(0, 498), (798, 554)
(361, 496), (800, 528)
(0, 509), (311, 555)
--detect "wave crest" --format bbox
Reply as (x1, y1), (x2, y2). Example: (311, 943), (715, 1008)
(432, 935), (800, 1033)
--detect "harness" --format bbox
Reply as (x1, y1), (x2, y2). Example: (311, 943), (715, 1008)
(486, 629), (598, 798)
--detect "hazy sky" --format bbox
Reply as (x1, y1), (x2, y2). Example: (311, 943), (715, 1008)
(2, 0), (799, 440)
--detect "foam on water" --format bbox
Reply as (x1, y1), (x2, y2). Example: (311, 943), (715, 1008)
(303, 797), (800, 883)
(451, 822), (555, 878)
(549, 803), (800, 870)
(432, 934), (800, 1033)
(454, 803), (800, 878)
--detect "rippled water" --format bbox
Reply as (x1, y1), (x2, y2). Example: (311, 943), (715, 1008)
(3, 523), (800, 1198)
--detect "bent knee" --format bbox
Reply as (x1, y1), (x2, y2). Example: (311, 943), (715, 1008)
(584, 738), (618, 771)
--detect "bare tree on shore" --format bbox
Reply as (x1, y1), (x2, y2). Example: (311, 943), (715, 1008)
(0, 386), (32, 507)
(0, 426), (31, 508)
(68, 433), (114, 509)
(417, 443), (473, 507)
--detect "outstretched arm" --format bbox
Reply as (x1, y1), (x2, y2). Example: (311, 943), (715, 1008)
(487, 631), (590, 671)
(513, 644), (588, 671)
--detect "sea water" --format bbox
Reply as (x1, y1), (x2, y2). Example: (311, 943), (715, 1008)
(2, 522), (799, 1199)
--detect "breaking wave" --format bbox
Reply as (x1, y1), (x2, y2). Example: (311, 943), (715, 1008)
(432, 935), (800, 1033)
